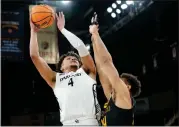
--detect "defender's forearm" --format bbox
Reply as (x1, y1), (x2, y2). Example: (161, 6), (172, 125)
(30, 30), (40, 57)
(92, 39), (100, 68)
(92, 36), (113, 100)
(91, 33), (112, 65)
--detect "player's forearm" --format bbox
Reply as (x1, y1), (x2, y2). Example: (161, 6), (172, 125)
(92, 41), (99, 67)
(92, 40), (113, 100)
(60, 28), (89, 57)
(30, 30), (40, 57)
(91, 33), (112, 65)
(92, 37), (101, 68)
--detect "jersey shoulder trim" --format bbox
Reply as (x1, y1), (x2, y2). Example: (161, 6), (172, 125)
(59, 73), (66, 76)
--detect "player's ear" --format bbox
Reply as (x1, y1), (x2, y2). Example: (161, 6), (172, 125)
(60, 63), (63, 71)
(127, 85), (131, 90)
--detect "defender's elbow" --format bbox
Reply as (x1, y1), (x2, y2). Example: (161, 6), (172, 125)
(103, 56), (113, 64)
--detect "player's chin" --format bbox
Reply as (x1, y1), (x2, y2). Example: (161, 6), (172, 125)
(70, 64), (79, 68)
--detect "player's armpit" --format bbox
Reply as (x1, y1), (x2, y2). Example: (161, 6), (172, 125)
(97, 67), (112, 100)
(81, 54), (96, 80)
(99, 61), (132, 109)
(31, 56), (56, 88)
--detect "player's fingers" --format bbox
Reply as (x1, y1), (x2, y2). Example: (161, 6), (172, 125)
(55, 13), (59, 20)
(29, 12), (31, 18)
(29, 12), (32, 22)
(91, 17), (94, 24)
(94, 14), (97, 22)
(59, 12), (61, 19)
(61, 12), (65, 20)
(60, 12), (63, 18)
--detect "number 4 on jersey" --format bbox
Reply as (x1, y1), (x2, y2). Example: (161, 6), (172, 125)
(68, 78), (74, 86)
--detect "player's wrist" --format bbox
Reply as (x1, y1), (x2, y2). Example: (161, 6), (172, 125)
(31, 29), (37, 33)
(58, 26), (65, 31)
(60, 27), (65, 32)
(91, 32), (99, 37)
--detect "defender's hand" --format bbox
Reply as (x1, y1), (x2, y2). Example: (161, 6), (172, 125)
(56, 12), (65, 31)
(89, 25), (99, 35)
(89, 12), (99, 34)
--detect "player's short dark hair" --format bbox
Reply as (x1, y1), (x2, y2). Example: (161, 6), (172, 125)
(121, 73), (141, 98)
(57, 51), (82, 72)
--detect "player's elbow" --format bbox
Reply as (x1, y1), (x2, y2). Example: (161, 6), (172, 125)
(102, 56), (113, 65)
(30, 53), (40, 60)
(97, 57), (112, 69)
(30, 50), (40, 59)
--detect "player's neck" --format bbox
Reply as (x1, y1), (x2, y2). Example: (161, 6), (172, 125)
(63, 67), (78, 73)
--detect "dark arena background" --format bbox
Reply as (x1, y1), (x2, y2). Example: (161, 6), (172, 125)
(1, 0), (178, 126)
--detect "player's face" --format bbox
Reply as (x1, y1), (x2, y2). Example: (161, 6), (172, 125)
(61, 56), (80, 70)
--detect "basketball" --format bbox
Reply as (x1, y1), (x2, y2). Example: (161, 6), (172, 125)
(31, 5), (55, 29)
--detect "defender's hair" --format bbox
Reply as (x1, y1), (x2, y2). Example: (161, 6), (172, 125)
(121, 73), (141, 98)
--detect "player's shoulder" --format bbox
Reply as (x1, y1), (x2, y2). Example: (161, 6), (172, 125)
(56, 72), (66, 76)
(59, 73), (66, 76)
(77, 67), (84, 71)
(78, 67), (90, 74)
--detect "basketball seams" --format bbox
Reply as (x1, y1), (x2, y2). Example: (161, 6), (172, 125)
(46, 12), (55, 28)
(46, 15), (53, 27)
(41, 5), (54, 12)
(31, 12), (52, 14)
(33, 15), (52, 23)
(33, 5), (53, 12)
(31, 5), (55, 28)
(34, 16), (54, 28)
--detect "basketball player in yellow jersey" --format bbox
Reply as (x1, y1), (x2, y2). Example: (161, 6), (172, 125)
(90, 14), (141, 126)
(29, 12), (101, 125)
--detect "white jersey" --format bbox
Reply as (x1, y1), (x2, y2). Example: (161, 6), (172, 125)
(53, 68), (101, 123)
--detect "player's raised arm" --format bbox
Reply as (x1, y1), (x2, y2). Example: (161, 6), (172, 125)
(90, 15), (132, 109)
(56, 12), (96, 80)
(91, 35), (112, 100)
(29, 14), (56, 88)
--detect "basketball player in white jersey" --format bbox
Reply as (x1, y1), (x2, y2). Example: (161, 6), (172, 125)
(29, 12), (101, 125)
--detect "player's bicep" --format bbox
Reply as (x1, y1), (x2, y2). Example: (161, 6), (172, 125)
(31, 56), (56, 88)
(81, 55), (96, 79)
(99, 61), (120, 87)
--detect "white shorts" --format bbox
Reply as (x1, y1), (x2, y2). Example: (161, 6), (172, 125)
(62, 117), (99, 125)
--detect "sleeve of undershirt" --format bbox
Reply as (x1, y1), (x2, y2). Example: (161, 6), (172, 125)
(61, 28), (89, 57)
